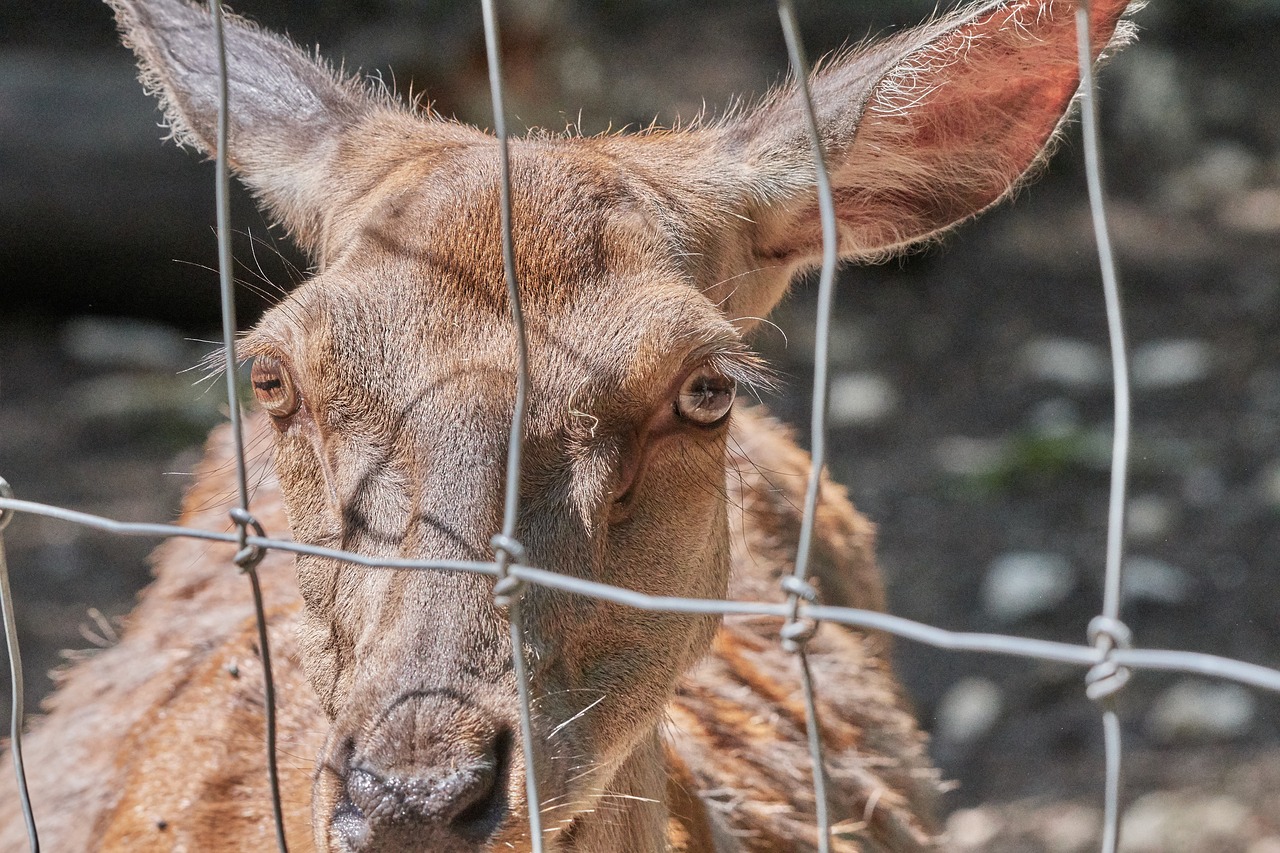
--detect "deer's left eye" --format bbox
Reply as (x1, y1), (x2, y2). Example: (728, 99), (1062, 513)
(675, 366), (736, 426)
(251, 355), (300, 419)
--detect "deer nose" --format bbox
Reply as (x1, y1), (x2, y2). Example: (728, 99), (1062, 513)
(332, 725), (513, 851)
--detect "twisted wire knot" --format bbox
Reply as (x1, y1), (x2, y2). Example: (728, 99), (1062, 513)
(780, 576), (820, 653)
(490, 533), (528, 608)
(1085, 615), (1133, 704)
(228, 507), (266, 571)
(0, 477), (14, 532)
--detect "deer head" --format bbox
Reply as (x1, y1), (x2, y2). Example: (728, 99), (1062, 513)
(108, 0), (1133, 850)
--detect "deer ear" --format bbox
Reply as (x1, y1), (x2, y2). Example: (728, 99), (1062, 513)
(108, 0), (380, 255)
(704, 0), (1136, 323)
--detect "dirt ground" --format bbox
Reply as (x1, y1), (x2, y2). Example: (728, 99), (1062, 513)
(3, 1), (1280, 849)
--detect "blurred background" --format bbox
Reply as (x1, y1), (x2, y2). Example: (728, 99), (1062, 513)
(4, 1), (1280, 849)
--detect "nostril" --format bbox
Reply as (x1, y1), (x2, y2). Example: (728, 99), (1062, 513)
(331, 794), (371, 850)
(451, 726), (512, 840)
(337, 726), (512, 847)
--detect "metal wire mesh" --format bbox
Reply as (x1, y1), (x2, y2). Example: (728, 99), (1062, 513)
(2, 2), (1279, 852)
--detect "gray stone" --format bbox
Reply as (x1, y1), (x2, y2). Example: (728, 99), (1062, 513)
(827, 372), (898, 427)
(1248, 839), (1280, 853)
(1146, 679), (1257, 743)
(946, 808), (1003, 849)
(60, 317), (189, 373)
(1256, 460), (1280, 509)
(1121, 556), (1192, 607)
(981, 552), (1076, 623)
(1183, 463), (1226, 507)
(1113, 48), (1198, 164)
(1162, 142), (1261, 213)
(63, 374), (221, 426)
(785, 316), (875, 367)
(934, 436), (1010, 480)
(1041, 804), (1102, 853)
(1120, 792), (1252, 853)
(1027, 398), (1083, 439)
(935, 677), (1003, 744)
(1018, 338), (1109, 390)
(1131, 339), (1214, 390)
(1125, 494), (1177, 542)
(1220, 186), (1280, 234)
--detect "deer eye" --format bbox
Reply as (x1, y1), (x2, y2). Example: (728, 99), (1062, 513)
(675, 366), (736, 426)
(251, 356), (300, 419)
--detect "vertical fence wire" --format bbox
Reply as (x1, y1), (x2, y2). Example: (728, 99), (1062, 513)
(0, 478), (37, 852)
(776, 1), (837, 849)
(1075, 3), (1132, 851)
(208, 2), (288, 849)
(477, 1), (544, 848)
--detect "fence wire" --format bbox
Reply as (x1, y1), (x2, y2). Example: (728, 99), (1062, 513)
(2, 2), (1279, 853)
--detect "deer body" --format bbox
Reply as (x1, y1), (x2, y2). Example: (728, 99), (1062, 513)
(0, 1), (1134, 850)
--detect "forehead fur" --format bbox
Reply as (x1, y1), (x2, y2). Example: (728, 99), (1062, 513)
(333, 135), (682, 313)
(248, 134), (748, 427)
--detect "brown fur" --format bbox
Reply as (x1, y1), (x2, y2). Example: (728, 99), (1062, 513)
(0, 410), (934, 851)
(0, 1), (1136, 850)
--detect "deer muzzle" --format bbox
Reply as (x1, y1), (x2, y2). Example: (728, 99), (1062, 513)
(326, 692), (518, 852)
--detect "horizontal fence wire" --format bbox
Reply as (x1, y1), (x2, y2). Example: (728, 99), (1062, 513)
(4, 494), (1280, 695)
(1, 3), (1279, 853)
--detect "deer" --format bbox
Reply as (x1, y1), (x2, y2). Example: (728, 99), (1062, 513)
(0, 0), (1135, 850)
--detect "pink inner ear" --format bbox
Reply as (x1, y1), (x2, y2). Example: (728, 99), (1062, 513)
(833, 0), (1133, 255)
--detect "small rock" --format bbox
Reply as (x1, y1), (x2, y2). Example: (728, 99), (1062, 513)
(982, 552), (1075, 623)
(60, 317), (188, 372)
(1019, 338), (1109, 390)
(1027, 398), (1083, 438)
(1146, 679), (1257, 743)
(64, 374), (217, 425)
(1201, 143), (1261, 194)
(787, 317), (874, 366)
(1125, 494), (1176, 541)
(1120, 792), (1251, 853)
(1248, 839), (1280, 853)
(1076, 426), (1120, 473)
(1183, 463), (1226, 507)
(1163, 142), (1261, 213)
(1121, 556), (1192, 607)
(1131, 339), (1214, 390)
(934, 436), (1009, 480)
(1113, 48), (1197, 163)
(947, 808), (1002, 849)
(557, 44), (605, 99)
(1235, 265), (1280, 314)
(1220, 186), (1280, 234)
(1041, 804), (1101, 853)
(935, 677), (1003, 744)
(827, 372), (898, 427)
(1256, 460), (1280, 509)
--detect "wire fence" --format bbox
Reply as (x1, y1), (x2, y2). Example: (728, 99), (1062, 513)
(1, 1), (1278, 852)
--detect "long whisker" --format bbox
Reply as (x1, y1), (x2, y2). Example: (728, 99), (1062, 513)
(547, 696), (604, 740)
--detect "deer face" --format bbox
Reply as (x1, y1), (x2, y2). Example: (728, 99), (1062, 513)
(242, 142), (752, 849)
(109, 0), (1134, 848)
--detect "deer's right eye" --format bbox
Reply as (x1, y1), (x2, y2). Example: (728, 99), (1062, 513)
(251, 356), (300, 419)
